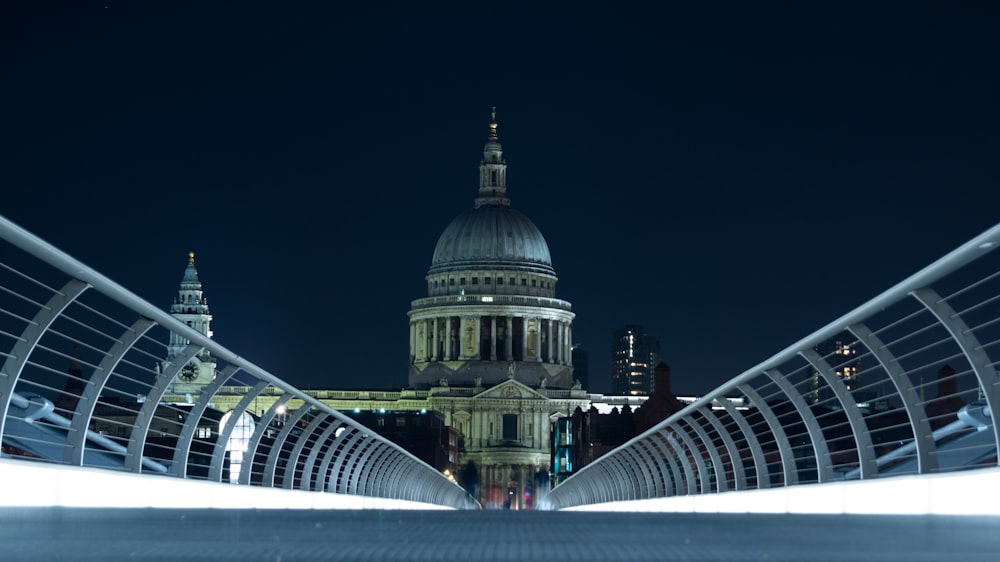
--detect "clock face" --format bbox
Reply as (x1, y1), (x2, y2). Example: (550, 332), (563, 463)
(178, 365), (198, 382)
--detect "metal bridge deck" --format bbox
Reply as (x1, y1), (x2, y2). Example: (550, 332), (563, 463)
(3, 508), (998, 561)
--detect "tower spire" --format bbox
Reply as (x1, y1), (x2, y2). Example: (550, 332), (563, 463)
(475, 107), (510, 207)
(166, 252), (215, 396)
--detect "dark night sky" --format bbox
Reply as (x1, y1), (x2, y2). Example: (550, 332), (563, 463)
(3, 4), (998, 395)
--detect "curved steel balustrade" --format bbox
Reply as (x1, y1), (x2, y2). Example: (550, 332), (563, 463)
(0, 215), (478, 510)
(541, 224), (1000, 510)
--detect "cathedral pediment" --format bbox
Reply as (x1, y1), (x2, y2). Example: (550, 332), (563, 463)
(473, 379), (547, 401)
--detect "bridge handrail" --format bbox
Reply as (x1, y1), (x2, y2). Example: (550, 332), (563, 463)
(0, 214), (478, 510)
(542, 223), (1000, 510)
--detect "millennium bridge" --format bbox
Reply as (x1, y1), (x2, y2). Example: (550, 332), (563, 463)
(2, 214), (999, 561)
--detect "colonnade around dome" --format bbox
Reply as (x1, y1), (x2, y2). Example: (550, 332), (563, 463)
(408, 313), (574, 366)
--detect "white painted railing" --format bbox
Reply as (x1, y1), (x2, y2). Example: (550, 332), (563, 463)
(542, 223), (1000, 511)
(0, 215), (478, 510)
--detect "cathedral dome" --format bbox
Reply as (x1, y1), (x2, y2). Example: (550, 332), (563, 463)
(429, 205), (554, 276)
(409, 109), (575, 392)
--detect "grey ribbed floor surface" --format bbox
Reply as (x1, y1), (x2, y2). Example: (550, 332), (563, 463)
(2, 508), (998, 561)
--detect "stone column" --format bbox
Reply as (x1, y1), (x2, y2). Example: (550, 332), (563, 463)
(547, 321), (554, 364)
(490, 316), (497, 360)
(474, 315), (482, 360)
(520, 317), (528, 361)
(552, 320), (562, 363)
(414, 320), (424, 361)
(568, 323), (573, 364)
(445, 316), (452, 360)
(505, 316), (513, 360)
(531, 318), (541, 361)
(431, 318), (439, 361)
(559, 321), (566, 364)
(408, 321), (415, 362)
(546, 319), (553, 363)
(460, 317), (476, 360)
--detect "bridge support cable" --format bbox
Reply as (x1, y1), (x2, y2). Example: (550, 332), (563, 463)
(170, 364), (241, 478)
(365, 448), (398, 497)
(673, 420), (712, 494)
(124, 343), (203, 473)
(283, 411), (331, 489)
(664, 431), (698, 495)
(352, 441), (387, 496)
(208, 380), (270, 482)
(645, 432), (680, 496)
(64, 317), (155, 466)
(721, 398), (768, 490)
(847, 322), (937, 474)
(763, 368), (832, 483)
(299, 420), (345, 491)
(697, 406), (745, 491)
(239, 394), (292, 485)
(622, 443), (651, 497)
(738, 383), (798, 486)
(318, 427), (358, 493)
(621, 448), (652, 499)
(0, 279), (89, 443)
(912, 287), (1000, 462)
(641, 433), (675, 496)
(633, 440), (670, 496)
(326, 428), (365, 493)
(600, 455), (627, 502)
(799, 350), (878, 479)
(262, 405), (313, 487)
(685, 413), (729, 492)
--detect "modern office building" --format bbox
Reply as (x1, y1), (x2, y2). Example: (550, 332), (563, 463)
(809, 333), (863, 405)
(611, 325), (662, 395)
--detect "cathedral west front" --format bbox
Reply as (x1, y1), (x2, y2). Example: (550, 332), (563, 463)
(164, 110), (615, 508)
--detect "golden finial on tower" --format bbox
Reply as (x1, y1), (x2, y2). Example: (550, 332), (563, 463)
(188, 251), (195, 266)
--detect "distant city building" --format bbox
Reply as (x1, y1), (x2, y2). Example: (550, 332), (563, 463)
(343, 409), (460, 478)
(611, 325), (662, 395)
(809, 333), (862, 405)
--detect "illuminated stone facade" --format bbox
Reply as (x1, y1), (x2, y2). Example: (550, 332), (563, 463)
(164, 111), (614, 508)
(408, 109), (575, 391)
(164, 252), (216, 397)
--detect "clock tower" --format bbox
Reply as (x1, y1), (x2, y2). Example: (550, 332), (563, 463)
(165, 252), (216, 396)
